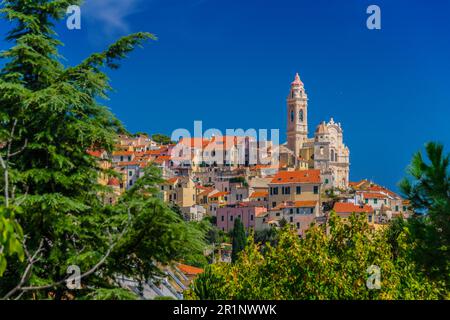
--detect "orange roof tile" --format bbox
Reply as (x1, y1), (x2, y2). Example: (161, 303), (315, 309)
(249, 191), (269, 199)
(87, 150), (104, 158)
(208, 191), (230, 198)
(164, 178), (178, 184)
(107, 177), (120, 186)
(177, 263), (203, 276)
(270, 170), (321, 184)
(333, 202), (374, 214)
(362, 192), (388, 199)
(112, 151), (134, 156)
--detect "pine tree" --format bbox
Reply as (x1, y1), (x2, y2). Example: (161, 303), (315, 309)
(0, 0), (206, 299)
(399, 142), (450, 289)
(231, 217), (246, 263)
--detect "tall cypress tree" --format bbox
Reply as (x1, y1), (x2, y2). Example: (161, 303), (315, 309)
(231, 217), (246, 263)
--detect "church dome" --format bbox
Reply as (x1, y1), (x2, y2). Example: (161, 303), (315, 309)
(315, 122), (329, 135)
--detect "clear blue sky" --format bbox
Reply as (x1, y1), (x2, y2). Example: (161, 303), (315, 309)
(1, 0), (449, 192)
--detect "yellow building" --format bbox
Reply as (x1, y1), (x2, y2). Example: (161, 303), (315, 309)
(268, 169), (321, 209)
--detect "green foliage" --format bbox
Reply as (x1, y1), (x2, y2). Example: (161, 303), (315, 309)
(187, 213), (443, 300)
(0, 0), (207, 300)
(86, 288), (139, 300)
(0, 206), (24, 276)
(231, 218), (246, 263)
(399, 142), (450, 289)
(152, 133), (172, 145)
(254, 228), (279, 248)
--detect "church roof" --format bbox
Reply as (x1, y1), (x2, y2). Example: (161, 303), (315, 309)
(315, 121), (329, 135)
(291, 73), (304, 87)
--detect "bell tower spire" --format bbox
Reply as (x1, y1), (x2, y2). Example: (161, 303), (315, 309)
(287, 72), (308, 157)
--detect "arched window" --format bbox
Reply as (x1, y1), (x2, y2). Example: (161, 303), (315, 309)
(299, 109), (304, 122)
(335, 153), (338, 162)
(330, 149), (335, 161)
(290, 110), (294, 122)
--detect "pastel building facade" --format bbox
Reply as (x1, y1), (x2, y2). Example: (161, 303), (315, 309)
(217, 205), (267, 232)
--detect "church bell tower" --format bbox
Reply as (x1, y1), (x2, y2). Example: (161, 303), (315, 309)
(287, 73), (308, 157)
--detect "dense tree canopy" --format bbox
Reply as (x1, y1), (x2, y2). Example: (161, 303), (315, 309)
(187, 213), (445, 300)
(0, 0), (207, 300)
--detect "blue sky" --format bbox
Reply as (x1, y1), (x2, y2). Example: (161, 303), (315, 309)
(1, 0), (449, 192)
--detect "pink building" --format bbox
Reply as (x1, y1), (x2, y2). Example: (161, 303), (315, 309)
(217, 205), (267, 232)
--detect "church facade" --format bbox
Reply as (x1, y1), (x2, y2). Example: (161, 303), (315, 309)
(284, 73), (350, 189)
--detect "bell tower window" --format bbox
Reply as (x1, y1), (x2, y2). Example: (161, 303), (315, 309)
(299, 109), (304, 122)
(290, 110), (294, 122)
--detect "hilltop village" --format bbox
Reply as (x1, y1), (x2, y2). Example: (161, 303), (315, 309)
(89, 74), (411, 238)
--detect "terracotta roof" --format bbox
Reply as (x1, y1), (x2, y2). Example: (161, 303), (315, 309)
(112, 151), (134, 156)
(198, 188), (214, 197)
(270, 170), (321, 184)
(362, 192), (388, 199)
(333, 202), (373, 214)
(249, 191), (269, 199)
(177, 263), (203, 275)
(208, 191), (230, 198)
(366, 186), (399, 198)
(87, 150), (104, 158)
(107, 177), (120, 186)
(164, 178), (178, 184)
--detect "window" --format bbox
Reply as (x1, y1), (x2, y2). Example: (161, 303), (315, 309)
(160, 185), (164, 191)
(250, 215), (254, 221)
(273, 187), (279, 195)
(120, 156), (124, 162)
(325, 178), (329, 184)
(299, 109), (304, 122)
(296, 186), (302, 194)
(276, 212), (280, 217)
(129, 180), (133, 186)
(272, 202), (277, 208)
(313, 186), (319, 194)
(290, 110), (294, 122)
(290, 209), (293, 214)
(365, 199), (369, 204)
(395, 205), (399, 211)
(290, 216), (293, 223)
(128, 156), (132, 161)
(368, 215), (372, 222)
(173, 194), (177, 199)
(285, 187), (291, 195)
(221, 215), (224, 222)
(296, 222), (300, 229)
(230, 215), (234, 221)
(129, 171), (133, 177)
(330, 149), (335, 162)
(374, 199), (378, 204)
